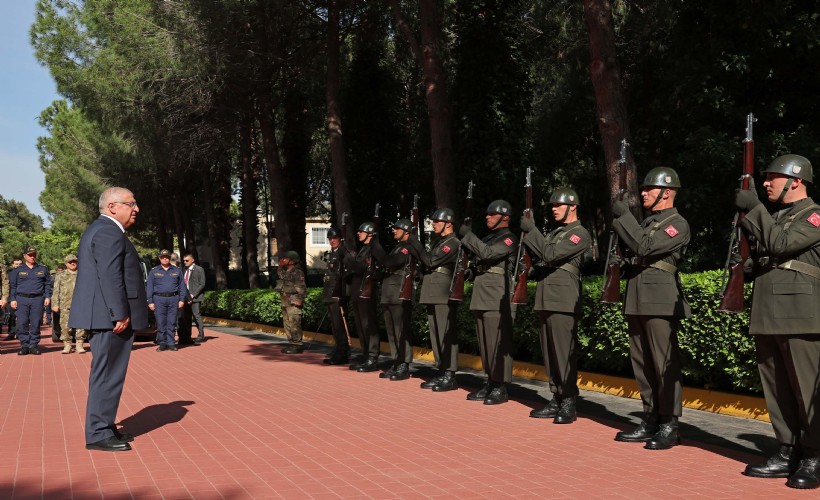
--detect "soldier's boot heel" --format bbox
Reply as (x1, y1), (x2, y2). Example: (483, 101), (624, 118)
(76, 340), (86, 354)
(432, 371), (458, 392)
(614, 415), (660, 442)
(553, 396), (577, 424)
(786, 451), (820, 489)
(644, 418), (681, 450)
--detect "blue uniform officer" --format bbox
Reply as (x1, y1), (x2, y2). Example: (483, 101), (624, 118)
(146, 249), (187, 351)
(9, 246), (53, 355)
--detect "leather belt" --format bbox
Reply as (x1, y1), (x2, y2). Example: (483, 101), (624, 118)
(477, 265), (505, 275)
(760, 257), (820, 280)
(154, 292), (178, 297)
(432, 266), (452, 276)
(17, 293), (43, 298)
(630, 258), (677, 274)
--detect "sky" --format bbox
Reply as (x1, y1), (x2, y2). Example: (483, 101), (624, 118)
(0, 1), (60, 226)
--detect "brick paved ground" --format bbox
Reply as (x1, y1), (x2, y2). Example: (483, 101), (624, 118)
(0, 324), (813, 499)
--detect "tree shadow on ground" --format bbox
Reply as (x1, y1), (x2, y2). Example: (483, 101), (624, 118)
(118, 400), (195, 436)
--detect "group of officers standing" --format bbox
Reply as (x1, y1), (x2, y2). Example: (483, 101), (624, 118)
(296, 153), (819, 490)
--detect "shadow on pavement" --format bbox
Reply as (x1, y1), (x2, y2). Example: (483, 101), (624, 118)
(118, 400), (195, 437)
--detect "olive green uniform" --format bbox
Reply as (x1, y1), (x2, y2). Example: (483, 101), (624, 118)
(322, 247), (349, 353)
(343, 244), (380, 359)
(52, 269), (87, 343)
(741, 197), (820, 452)
(613, 207), (691, 418)
(371, 239), (413, 365)
(522, 220), (590, 398)
(276, 266), (307, 346)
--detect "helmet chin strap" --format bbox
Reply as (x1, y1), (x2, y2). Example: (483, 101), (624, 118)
(648, 188), (665, 211)
(776, 178), (794, 204)
(558, 206), (570, 223)
(488, 214), (503, 230)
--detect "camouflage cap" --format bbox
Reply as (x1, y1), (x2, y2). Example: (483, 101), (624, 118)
(158, 249), (172, 257)
(23, 246), (37, 255)
(64, 254), (78, 263)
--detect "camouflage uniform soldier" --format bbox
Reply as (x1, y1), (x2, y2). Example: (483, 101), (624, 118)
(1, 259), (8, 344)
(276, 251), (307, 354)
(52, 255), (87, 354)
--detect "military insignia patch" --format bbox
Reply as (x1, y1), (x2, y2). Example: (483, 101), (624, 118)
(504, 237), (513, 246)
(442, 245), (451, 253)
(569, 234), (581, 245)
(808, 212), (820, 227)
(664, 225), (679, 237)
(401, 248), (409, 255)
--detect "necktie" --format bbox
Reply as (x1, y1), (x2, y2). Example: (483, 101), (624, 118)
(185, 268), (191, 286)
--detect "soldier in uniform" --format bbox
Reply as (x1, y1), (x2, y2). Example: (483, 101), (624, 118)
(52, 255), (87, 354)
(275, 250), (307, 354)
(6, 258), (22, 340)
(147, 249), (187, 351)
(458, 200), (518, 405)
(407, 208), (461, 392)
(734, 154), (820, 489)
(610, 167), (691, 450)
(371, 219), (414, 381)
(521, 188), (591, 424)
(9, 246), (52, 355)
(0, 258), (8, 348)
(321, 227), (351, 365)
(343, 222), (381, 372)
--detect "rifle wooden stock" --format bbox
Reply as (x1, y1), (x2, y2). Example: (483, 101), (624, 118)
(400, 196), (420, 301)
(331, 212), (348, 299)
(512, 169), (532, 305)
(719, 263), (746, 312)
(601, 139), (629, 304)
(600, 257), (621, 303)
(449, 181), (474, 301)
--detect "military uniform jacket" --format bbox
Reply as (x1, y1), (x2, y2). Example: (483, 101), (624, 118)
(9, 263), (53, 301)
(276, 266), (307, 307)
(342, 243), (372, 303)
(52, 270), (79, 311)
(371, 239), (411, 305)
(613, 207), (691, 318)
(460, 228), (518, 311)
(146, 265), (187, 303)
(741, 197), (820, 335)
(322, 248), (346, 303)
(522, 220), (590, 314)
(408, 233), (460, 305)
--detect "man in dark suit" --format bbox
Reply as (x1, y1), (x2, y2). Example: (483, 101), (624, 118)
(70, 187), (150, 452)
(181, 254), (206, 343)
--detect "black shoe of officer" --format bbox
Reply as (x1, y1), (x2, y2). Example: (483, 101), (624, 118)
(614, 415), (660, 442)
(645, 417), (680, 450)
(554, 396), (577, 424)
(390, 363), (410, 381)
(17, 346), (29, 356)
(7, 333), (17, 341)
(530, 398), (561, 419)
(466, 383), (490, 401)
(356, 357), (379, 372)
(323, 351), (349, 365)
(420, 373), (443, 389)
(483, 384), (509, 405)
(379, 363), (397, 379)
(432, 371), (458, 392)
(744, 445), (801, 478)
(282, 345), (304, 354)
(787, 451), (820, 489)
(167, 344), (179, 352)
(348, 355), (367, 370)
(156, 344), (167, 352)
(29, 346), (41, 355)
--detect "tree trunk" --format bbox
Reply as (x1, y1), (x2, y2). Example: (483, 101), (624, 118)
(283, 87), (309, 264)
(172, 198), (186, 256)
(202, 167), (228, 290)
(240, 117), (260, 288)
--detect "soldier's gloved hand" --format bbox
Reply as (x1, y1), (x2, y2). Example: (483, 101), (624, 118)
(520, 216), (536, 233)
(734, 188), (761, 211)
(458, 224), (472, 237)
(728, 252), (742, 267)
(612, 201), (629, 218)
(464, 268), (474, 282)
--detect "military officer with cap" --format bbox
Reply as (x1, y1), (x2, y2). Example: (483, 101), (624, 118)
(458, 200), (518, 405)
(322, 227), (351, 364)
(610, 166), (691, 450)
(0, 258), (8, 350)
(371, 218), (414, 381)
(521, 188), (591, 424)
(343, 221), (381, 372)
(147, 249), (186, 351)
(734, 154), (820, 489)
(275, 250), (307, 354)
(407, 208), (461, 391)
(9, 246), (52, 355)
(52, 254), (87, 354)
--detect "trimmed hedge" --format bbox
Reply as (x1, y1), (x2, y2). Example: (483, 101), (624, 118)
(202, 270), (759, 393)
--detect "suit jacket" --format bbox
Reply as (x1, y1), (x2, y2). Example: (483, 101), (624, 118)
(185, 264), (206, 302)
(69, 216), (150, 330)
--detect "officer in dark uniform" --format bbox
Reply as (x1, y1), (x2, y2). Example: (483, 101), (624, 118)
(734, 154), (820, 489)
(521, 188), (591, 424)
(147, 249), (187, 351)
(371, 219), (414, 381)
(9, 246), (52, 355)
(322, 227), (351, 365)
(611, 167), (691, 450)
(407, 208), (461, 391)
(343, 222), (381, 372)
(458, 200), (518, 405)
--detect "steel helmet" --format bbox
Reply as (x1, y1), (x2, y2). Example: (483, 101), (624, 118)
(357, 222), (375, 234)
(763, 154), (813, 183)
(326, 226), (341, 238)
(280, 250), (300, 263)
(486, 200), (512, 215)
(430, 208), (455, 222)
(642, 167), (681, 188)
(549, 187), (580, 205)
(393, 218), (412, 232)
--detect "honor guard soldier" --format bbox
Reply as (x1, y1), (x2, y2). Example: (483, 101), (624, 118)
(343, 222), (381, 372)
(147, 249), (187, 351)
(9, 246), (52, 355)
(322, 227), (351, 365)
(275, 250), (307, 354)
(458, 200), (518, 405)
(734, 154), (820, 489)
(521, 188), (590, 424)
(407, 208), (461, 391)
(611, 167), (691, 450)
(371, 219), (414, 381)
(52, 254), (87, 354)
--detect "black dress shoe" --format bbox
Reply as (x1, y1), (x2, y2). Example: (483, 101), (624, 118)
(167, 345), (179, 351)
(530, 398), (560, 419)
(86, 436), (132, 452)
(432, 371), (458, 392)
(466, 383), (490, 401)
(390, 363), (410, 381)
(379, 364), (397, 379)
(323, 352), (349, 365)
(420, 375), (443, 389)
(356, 358), (380, 372)
(109, 427), (135, 443)
(744, 445), (800, 478)
(483, 385), (509, 405)
(787, 453), (820, 489)
(156, 344), (167, 352)
(17, 346), (29, 356)
(615, 416), (660, 442)
(644, 419), (680, 450)
(554, 396), (577, 424)
(193, 336), (205, 343)
(29, 347), (41, 355)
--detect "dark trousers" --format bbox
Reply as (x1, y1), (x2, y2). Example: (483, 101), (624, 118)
(85, 326), (134, 442)
(326, 300), (349, 351)
(538, 311), (579, 398)
(473, 305), (515, 384)
(754, 334), (820, 450)
(16, 296), (44, 347)
(153, 295), (179, 346)
(383, 302), (412, 364)
(626, 315), (683, 418)
(179, 301), (203, 343)
(427, 304), (459, 372)
(353, 299), (380, 358)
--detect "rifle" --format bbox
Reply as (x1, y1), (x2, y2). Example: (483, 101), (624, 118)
(358, 203), (380, 299)
(511, 167), (532, 304)
(719, 113), (756, 313)
(449, 181), (474, 301)
(600, 139), (629, 304)
(331, 212), (348, 299)
(400, 194), (420, 301)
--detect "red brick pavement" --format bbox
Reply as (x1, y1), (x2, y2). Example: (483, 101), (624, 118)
(0, 327), (812, 499)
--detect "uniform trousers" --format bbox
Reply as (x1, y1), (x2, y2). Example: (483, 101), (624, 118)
(754, 334), (820, 451)
(473, 304), (515, 384)
(59, 308), (86, 343)
(153, 295), (179, 346)
(538, 311), (579, 398)
(626, 315), (683, 417)
(427, 304), (459, 372)
(85, 326), (134, 442)
(325, 300), (349, 352)
(383, 302), (412, 364)
(16, 296), (45, 348)
(353, 299), (380, 358)
(282, 305), (303, 345)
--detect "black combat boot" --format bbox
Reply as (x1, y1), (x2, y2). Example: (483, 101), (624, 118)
(614, 414), (660, 442)
(282, 344), (304, 354)
(420, 372), (444, 389)
(324, 349), (349, 365)
(787, 449), (820, 489)
(466, 382), (490, 401)
(356, 357), (380, 372)
(379, 363), (397, 379)
(530, 397), (561, 419)
(432, 371), (457, 392)
(554, 396), (577, 424)
(743, 444), (801, 478)
(644, 416), (680, 450)
(390, 363), (410, 381)
(483, 383), (509, 405)
(348, 354), (368, 370)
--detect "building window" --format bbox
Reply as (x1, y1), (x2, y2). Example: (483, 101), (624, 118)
(311, 227), (330, 246)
